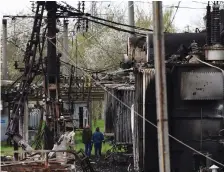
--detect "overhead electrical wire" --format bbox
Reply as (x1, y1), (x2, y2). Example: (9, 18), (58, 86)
(72, 1), (138, 49)
(165, 1), (181, 32)
(46, 36), (224, 168)
(166, 5), (205, 9)
(85, 18), (146, 36)
(58, 2), (152, 32)
(86, 14), (153, 32)
(60, 59), (117, 74)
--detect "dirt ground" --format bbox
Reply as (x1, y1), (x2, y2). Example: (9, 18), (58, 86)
(74, 154), (133, 172)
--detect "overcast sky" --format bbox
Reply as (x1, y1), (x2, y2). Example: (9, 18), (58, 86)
(0, 0), (207, 32)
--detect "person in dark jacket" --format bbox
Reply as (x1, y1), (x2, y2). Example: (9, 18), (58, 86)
(92, 127), (104, 157)
(82, 125), (92, 157)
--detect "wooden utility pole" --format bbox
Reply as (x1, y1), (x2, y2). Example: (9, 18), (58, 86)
(152, 2), (171, 172)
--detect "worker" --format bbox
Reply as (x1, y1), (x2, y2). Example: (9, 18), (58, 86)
(92, 127), (104, 157)
(82, 125), (92, 157)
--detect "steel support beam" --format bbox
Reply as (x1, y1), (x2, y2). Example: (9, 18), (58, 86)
(153, 2), (171, 172)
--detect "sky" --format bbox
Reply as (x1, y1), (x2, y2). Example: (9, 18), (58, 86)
(0, 0), (207, 32)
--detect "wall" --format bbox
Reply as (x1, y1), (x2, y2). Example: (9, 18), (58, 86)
(134, 68), (158, 171)
(63, 102), (89, 128)
(114, 86), (134, 144)
(103, 84), (134, 144)
(103, 88), (115, 134)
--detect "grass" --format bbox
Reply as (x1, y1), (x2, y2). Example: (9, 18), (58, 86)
(0, 141), (22, 156)
(0, 120), (112, 156)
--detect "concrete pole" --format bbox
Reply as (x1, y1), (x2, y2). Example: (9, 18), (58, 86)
(152, 2), (171, 172)
(128, 1), (135, 36)
(62, 19), (69, 76)
(2, 19), (9, 80)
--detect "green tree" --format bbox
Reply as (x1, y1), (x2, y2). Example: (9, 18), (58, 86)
(135, 5), (176, 32)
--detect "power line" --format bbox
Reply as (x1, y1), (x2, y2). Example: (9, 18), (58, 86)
(87, 14), (153, 32)
(58, 2), (153, 32)
(165, 1), (181, 32)
(192, 1), (208, 5)
(86, 18), (146, 36)
(166, 5), (205, 9)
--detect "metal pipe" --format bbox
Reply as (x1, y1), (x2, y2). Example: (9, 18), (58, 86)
(147, 34), (151, 62)
(2, 19), (8, 80)
(131, 104), (139, 171)
(142, 71), (146, 168)
(128, 1), (135, 36)
(23, 101), (29, 152)
(62, 19), (69, 76)
(152, 2), (171, 172)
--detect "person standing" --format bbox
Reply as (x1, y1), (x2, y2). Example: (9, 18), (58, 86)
(82, 125), (92, 157)
(92, 127), (104, 157)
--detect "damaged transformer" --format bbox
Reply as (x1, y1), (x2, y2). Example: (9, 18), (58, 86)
(121, 2), (224, 172)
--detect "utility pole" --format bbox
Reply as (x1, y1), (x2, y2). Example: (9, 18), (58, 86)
(128, 1), (135, 36)
(2, 19), (8, 80)
(45, 1), (60, 150)
(62, 19), (69, 76)
(153, 2), (171, 172)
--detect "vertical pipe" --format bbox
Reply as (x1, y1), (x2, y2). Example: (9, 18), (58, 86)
(89, 101), (92, 129)
(128, 1), (135, 36)
(62, 19), (69, 76)
(206, 3), (211, 45)
(24, 101), (29, 149)
(142, 71), (146, 168)
(147, 34), (151, 62)
(2, 19), (8, 80)
(153, 2), (171, 172)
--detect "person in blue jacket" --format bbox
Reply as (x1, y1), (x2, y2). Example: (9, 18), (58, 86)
(92, 127), (104, 157)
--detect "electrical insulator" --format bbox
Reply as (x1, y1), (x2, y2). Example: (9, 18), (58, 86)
(31, 1), (35, 12)
(78, 1), (81, 12)
(82, 1), (85, 13)
(211, 3), (221, 44)
(191, 41), (199, 53)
